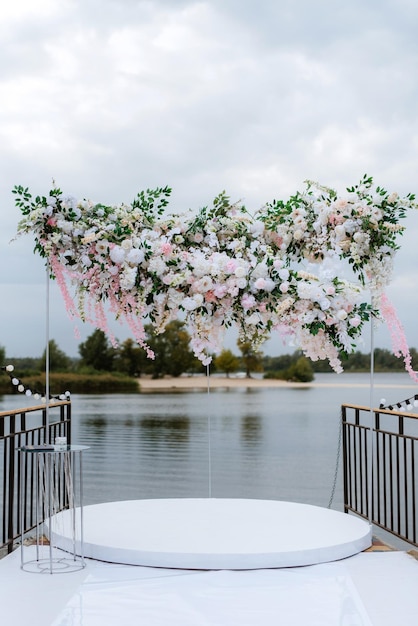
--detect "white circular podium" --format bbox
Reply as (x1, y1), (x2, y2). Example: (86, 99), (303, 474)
(51, 498), (372, 570)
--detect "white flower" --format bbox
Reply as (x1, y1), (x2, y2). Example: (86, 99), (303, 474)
(234, 266), (247, 278)
(193, 276), (213, 293)
(121, 239), (132, 251)
(126, 248), (145, 265)
(57, 219), (74, 234)
(278, 268), (290, 281)
(334, 225), (346, 239)
(249, 221), (264, 236)
(387, 192), (399, 203)
(148, 257), (167, 276)
(96, 240), (109, 255)
(43, 205), (54, 217)
(109, 246), (125, 264)
(337, 309), (348, 320)
(81, 232), (97, 244)
(120, 267), (137, 290)
(181, 297), (197, 311)
(193, 293), (204, 306)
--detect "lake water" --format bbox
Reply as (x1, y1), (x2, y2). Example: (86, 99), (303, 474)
(2, 372), (416, 513)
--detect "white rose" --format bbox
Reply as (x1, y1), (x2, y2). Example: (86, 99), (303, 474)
(110, 246), (125, 264)
(387, 192), (399, 204)
(278, 268), (290, 281)
(121, 239), (132, 250)
(337, 309), (348, 320)
(334, 225), (346, 239)
(126, 248), (145, 265)
(235, 266), (247, 278)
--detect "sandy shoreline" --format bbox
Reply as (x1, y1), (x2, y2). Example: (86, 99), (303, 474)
(137, 375), (416, 392)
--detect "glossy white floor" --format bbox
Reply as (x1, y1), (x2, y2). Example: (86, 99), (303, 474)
(3, 498), (418, 625)
(2, 545), (418, 625)
(50, 499), (372, 569)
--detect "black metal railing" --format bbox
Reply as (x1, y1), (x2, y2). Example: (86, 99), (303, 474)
(342, 403), (418, 546)
(0, 401), (71, 554)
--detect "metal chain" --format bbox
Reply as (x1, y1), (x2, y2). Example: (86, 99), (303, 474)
(328, 410), (342, 509)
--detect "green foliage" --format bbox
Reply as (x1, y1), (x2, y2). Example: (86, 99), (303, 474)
(213, 349), (240, 377)
(78, 330), (116, 371)
(264, 354), (314, 383)
(0, 372), (138, 395)
(237, 339), (263, 378)
(113, 338), (149, 377)
(144, 320), (195, 378)
(131, 186), (172, 225)
(263, 353), (296, 372)
(310, 348), (418, 373)
(40, 339), (72, 372)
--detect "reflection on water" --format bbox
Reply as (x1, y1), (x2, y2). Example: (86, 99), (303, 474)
(139, 416), (190, 443)
(241, 415), (262, 444)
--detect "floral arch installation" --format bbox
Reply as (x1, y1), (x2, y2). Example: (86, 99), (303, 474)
(13, 175), (418, 380)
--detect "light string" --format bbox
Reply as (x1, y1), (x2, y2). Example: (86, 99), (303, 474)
(379, 394), (418, 412)
(1, 364), (71, 403)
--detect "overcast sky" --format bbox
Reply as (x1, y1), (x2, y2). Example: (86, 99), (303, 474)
(1, 0), (418, 361)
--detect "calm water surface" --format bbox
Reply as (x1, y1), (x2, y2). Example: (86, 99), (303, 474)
(1, 373), (416, 512)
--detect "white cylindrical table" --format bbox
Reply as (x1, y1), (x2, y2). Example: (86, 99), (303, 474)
(19, 444), (89, 574)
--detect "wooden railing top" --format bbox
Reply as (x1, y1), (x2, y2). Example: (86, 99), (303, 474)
(0, 400), (71, 419)
(342, 402), (418, 420)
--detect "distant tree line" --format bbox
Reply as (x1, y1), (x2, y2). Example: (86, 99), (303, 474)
(1, 324), (416, 392)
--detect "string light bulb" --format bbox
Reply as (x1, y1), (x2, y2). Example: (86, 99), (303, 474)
(2, 363), (71, 401)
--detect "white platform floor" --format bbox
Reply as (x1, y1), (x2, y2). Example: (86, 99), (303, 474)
(50, 498), (372, 569)
(2, 547), (418, 625)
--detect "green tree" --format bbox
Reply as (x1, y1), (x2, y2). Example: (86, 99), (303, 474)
(213, 349), (240, 377)
(237, 339), (263, 378)
(0, 345), (5, 367)
(145, 320), (194, 378)
(40, 340), (72, 372)
(287, 356), (314, 382)
(78, 330), (116, 371)
(114, 338), (148, 377)
(263, 353), (295, 372)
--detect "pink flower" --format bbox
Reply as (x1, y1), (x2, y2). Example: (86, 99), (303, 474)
(226, 259), (237, 273)
(241, 293), (256, 310)
(161, 242), (172, 256)
(213, 284), (227, 298)
(205, 290), (217, 303)
(254, 277), (267, 290)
